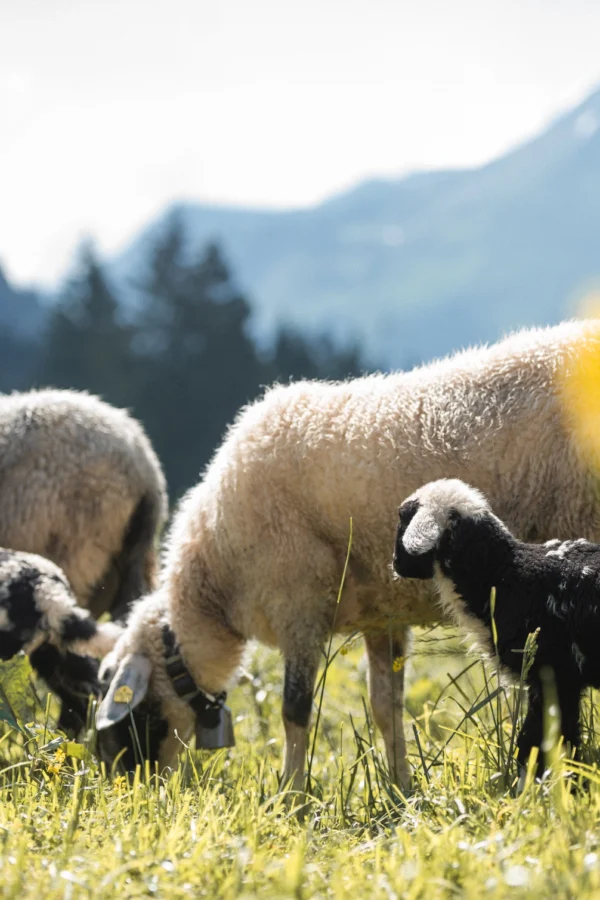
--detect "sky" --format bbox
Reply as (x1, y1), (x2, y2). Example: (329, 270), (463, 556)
(1, 0), (600, 287)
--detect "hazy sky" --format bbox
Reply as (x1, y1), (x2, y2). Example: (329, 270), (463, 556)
(1, 0), (599, 286)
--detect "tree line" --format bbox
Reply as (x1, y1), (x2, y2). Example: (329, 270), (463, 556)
(27, 215), (369, 500)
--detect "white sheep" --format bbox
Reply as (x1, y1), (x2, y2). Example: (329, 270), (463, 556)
(0, 389), (168, 620)
(96, 319), (600, 790)
(0, 548), (122, 733)
(393, 477), (600, 781)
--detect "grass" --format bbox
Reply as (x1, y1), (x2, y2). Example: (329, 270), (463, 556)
(1, 628), (600, 898)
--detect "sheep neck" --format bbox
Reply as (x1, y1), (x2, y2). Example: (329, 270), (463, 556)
(436, 516), (544, 675)
(161, 625), (227, 725)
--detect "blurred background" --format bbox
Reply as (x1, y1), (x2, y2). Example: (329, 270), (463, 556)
(2, 0), (600, 499)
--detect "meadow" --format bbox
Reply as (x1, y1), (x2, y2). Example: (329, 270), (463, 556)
(0, 624), (599, 899)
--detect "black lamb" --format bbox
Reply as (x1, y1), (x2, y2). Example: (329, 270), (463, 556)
(392, 477), (600, 781)
(0, 549), (121, 732)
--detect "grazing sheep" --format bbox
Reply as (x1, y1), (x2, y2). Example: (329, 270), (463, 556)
(0, 548), (121, 732)
(96, 319), (600, 789)
(393, 477), (600, 779)
(0, 389), (168, 620)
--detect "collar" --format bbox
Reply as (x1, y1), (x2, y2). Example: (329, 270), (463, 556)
(161, 624), (226, 729)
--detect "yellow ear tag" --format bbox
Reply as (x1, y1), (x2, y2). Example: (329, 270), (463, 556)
(114, 685), (134, 704)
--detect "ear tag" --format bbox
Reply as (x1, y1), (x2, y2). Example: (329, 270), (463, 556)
(114, 685), (134, 704)
(195, 705), (235, 750)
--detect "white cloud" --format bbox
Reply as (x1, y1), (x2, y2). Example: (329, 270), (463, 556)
(0, 0), (599, 285)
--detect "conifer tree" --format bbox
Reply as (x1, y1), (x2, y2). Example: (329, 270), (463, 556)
(134, 216), (267, 498)
(38, 241), (135, 408)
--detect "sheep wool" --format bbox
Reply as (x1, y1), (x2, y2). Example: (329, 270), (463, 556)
(97, 319), (600, 790)
(0, 389), (168, 620)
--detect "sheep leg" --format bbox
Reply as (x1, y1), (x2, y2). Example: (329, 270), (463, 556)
(281, 655), (319, 793)
(517, 672), (583, 783)
(517, 678), (544, 783)
(555, 674), (583, 760)
(364, 628), (411, 791)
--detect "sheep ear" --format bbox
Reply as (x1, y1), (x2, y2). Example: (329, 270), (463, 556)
(96, 653), (152, 730)
(402, 509), (442, 555)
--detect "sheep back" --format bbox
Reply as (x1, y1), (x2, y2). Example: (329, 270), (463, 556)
(168, 319), (600, 638)
(0, 389), (167, 617)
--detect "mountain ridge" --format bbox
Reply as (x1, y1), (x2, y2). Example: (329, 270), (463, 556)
(3, 85), (600, 369)
(107, 84), (600, 367)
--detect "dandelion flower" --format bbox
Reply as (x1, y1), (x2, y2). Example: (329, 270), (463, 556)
(113, 775), (127, 791)
(47, 748), (66, 776)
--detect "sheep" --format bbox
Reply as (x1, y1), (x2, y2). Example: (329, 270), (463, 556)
(95, 319), (600, 790)
(393, 477), (600, 781)
(0, 388), (168, 621)
(0, 548), (122, 733)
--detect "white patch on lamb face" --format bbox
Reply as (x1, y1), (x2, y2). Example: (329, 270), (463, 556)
(403, 479), (494, 536)
(401, 507), (442, 555)
(432, 562), (494, 659)
(0, 607), (11, 631)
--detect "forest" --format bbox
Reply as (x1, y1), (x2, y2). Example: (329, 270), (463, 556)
(8, 214), (369, 500)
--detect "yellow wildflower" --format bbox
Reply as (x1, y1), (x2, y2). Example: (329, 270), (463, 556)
(113, 775), (127, 792)
(47, 748), (66, 776)
(393, 656), (405, 673)
(558, 304), (600, 473)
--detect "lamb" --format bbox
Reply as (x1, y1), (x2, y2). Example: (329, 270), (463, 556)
(0, 389), (168, 621)
(95, 319), (600, 789)
(393, 477), (600, 779)
(0, 548), (122, 733)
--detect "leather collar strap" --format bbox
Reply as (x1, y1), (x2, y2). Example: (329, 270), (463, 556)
(161, 624), (226, 729)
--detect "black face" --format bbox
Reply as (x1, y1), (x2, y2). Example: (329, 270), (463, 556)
(95, 702), (168, 773)
(29, 641), (102, 735)
(393, 499), (436, 580)
(96, 667), (168, 773)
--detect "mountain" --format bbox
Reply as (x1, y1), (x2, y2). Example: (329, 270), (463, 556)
(101, 85), (600, 366)
(0, 267), (46, 338)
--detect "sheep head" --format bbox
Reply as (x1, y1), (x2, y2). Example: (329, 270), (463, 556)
(393, 479), (491, 579)
(95, 622), (172, 773)
(95, 613), (236, 774)
(94, 592), (234, 774)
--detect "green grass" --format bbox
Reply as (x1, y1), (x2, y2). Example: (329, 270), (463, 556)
(1, 629), (600, 898)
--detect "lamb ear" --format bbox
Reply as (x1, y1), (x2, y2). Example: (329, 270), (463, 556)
(96, 653), (152, 730)
(402, 508), (442, 555)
